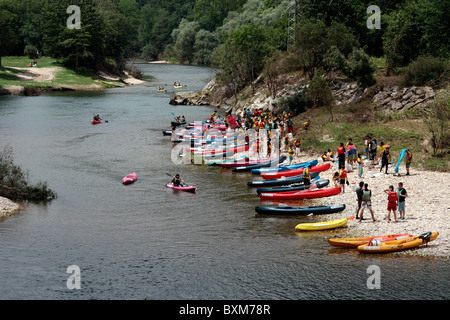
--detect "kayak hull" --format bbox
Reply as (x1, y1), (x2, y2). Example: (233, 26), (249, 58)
(260, 187), (341, 200)
(296, 217), (350, 231)
(166, 183), (196, 193)
(328, 233), (413, 248)
(357, 232), (438, 253)
(255, 204), (345, 216)
(91, 120), (101, 125)
(261, 163), (331, 180)
(122, 172), (137, 185)
(248, 171), (319, 187)
(252, 159), (318, 175)
(232, 155), (287, 172)
(256, 178), (329, 194)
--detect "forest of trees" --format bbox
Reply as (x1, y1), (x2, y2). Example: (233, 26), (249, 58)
(0, 0), (449, 84)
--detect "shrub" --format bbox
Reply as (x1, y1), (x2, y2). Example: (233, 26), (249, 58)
(0, 145), (56, 201)
(423, 90), (450, 155)
(404, 55), (446, 86)
(24, 45), (38, 59)
(343, 48), (376, 88)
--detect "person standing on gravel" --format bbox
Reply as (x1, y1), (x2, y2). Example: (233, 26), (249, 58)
(359, 183), (376, 222)
(398, 182), (408, 219)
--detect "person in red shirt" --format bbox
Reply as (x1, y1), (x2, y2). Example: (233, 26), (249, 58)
(384, 185), (398, 222)
(337, 143), (346, 170)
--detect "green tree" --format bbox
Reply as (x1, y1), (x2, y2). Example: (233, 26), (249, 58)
(0, 8), (17, 67)
(191, 0), (246, 31)
(343, 47), (376, 88)
(194, 29), (218, 65)
(215, 23), (273, 95)
(171, 19), (200, 64)
(423, 90), (450, 156)
(307, 67), (334, 110)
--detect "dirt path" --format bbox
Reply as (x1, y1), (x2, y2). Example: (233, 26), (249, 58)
(8, 67), (62, 82)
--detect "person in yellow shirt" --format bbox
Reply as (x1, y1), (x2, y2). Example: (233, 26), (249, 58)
(303, 165), (312, 187)
(289, 146), (294, 164)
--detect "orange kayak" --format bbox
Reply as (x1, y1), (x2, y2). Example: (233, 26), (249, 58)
(328, 233), (413, 248)
(91, 119), (101, 125)
(357, 232), (439, 253)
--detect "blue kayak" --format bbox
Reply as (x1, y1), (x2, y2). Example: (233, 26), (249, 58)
(255, 204), (346, 216)
(251, 159), (318, 175)
(247, 171), (319, 187)
(232, 155), (287, 172)
(256, 178), (328, 194)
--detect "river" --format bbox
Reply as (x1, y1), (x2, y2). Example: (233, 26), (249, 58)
(0, 62), (448, 300)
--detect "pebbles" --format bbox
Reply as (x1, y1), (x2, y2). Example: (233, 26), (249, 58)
(291, 153), (450, 258)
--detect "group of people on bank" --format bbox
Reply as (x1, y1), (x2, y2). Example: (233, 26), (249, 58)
(355, 181), (408, 223)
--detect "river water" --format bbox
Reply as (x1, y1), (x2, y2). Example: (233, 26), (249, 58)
(0, 62), (448, 300)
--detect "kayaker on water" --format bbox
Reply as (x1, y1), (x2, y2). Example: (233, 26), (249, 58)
(171, 174), (186, 187)
(93, 114), (101, 121)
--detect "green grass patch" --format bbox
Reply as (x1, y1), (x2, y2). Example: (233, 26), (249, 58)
(0, 56), (99, 88)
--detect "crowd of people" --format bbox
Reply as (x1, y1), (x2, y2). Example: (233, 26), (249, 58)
(207, 109), (415, 225)
(207, 109), (311, 159)
(355, 181), (408, 223)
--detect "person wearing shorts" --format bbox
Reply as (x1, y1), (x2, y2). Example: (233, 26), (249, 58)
(384, 185), (398, 222)
(398, 182), (408, 219)
(359, 183), (376, 222)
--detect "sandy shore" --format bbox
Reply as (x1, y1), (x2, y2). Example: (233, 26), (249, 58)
(0, 196), (20, 218)
(264, 151), (449, 258)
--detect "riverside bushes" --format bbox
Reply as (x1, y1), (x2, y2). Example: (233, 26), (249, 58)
(404, 56), (447, 86)
(0, 145), (56, 201)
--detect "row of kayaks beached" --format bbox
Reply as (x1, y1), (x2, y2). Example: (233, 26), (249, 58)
(330, 232), (439, 254)
(161, 117), (439, 255)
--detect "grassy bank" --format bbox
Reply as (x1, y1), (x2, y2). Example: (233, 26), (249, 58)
(294, 97), (448, 172)
(0, 56), (111, 90)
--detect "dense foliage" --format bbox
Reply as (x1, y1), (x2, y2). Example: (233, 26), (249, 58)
(0, 0), (448, 81)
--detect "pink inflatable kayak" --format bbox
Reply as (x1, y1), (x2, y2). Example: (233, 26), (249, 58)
(122, 172), (137, 185)
(166, 183), (196, 193)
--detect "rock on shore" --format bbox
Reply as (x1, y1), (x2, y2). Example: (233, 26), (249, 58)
(0, 196), (20, 218)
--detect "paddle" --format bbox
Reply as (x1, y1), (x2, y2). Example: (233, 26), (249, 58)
(165, 172), (188, 186)
(92, 112), (109, 123)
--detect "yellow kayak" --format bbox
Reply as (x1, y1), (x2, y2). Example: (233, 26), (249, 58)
(295, 216), (353, 231)
(174, 85), (183, 89)
(357, 232), (439, 253)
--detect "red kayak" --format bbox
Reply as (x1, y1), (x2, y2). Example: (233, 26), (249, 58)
(166, 183), (196, 193)
(122, 172), (137, 185)
(261, 163), (331, 180)
(91, 119), (101, 125)
(260, 187), (341, 200)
